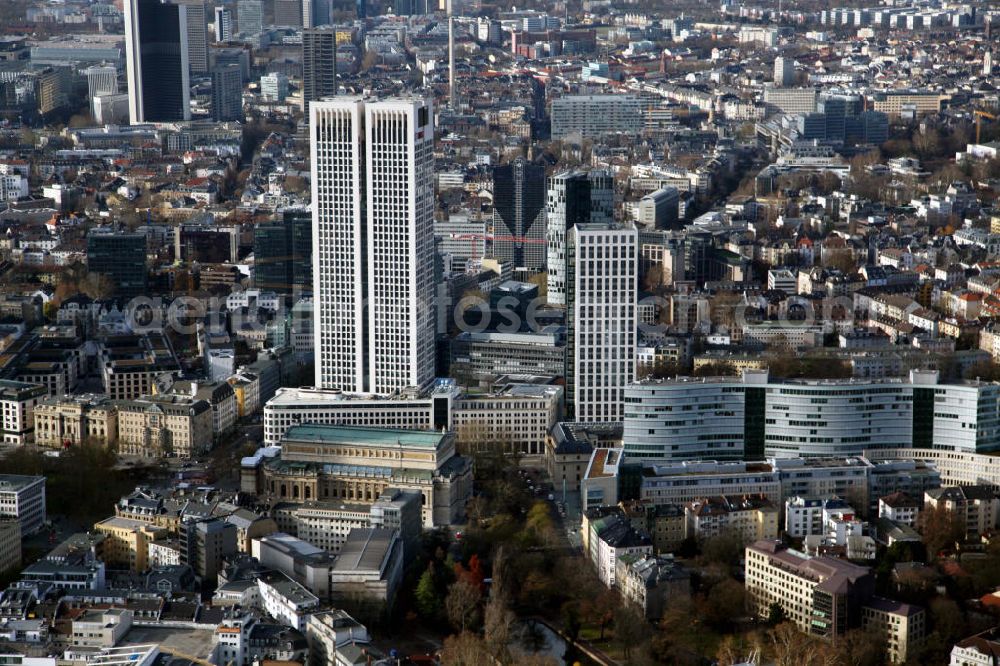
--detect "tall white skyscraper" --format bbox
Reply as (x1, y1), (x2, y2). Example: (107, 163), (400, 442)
(310, 97), (436, 395)
(774, 56), (795, 87)
(214, 6), (233, 42)
(546, 169), (614, 306)
(569, 223), (637, 422)
(85, 65), (118, 101)
(124, 0), (191, 124)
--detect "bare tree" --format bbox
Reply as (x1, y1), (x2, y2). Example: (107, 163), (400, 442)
(446, 578), (482, 633)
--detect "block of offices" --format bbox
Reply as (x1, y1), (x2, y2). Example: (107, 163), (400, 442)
(581, 454), (940, 516)
(623, 368), (1000, 462)
(271, 487), (422, 556)
(746, 541), (925, 662)
(0, 475), (46, 537)
(242, 424), (472, 528)
(262, 378), (562, 459)
(0, 379), (47, 445)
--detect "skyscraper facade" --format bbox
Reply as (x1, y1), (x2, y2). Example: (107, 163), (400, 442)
(274, 0), (303, 26)
(254, 210), (312, 294)
(545, 169), (613, 306)
(214, 6), (233, 42)
(569, 223), (637, 422)
(124, 0), (191, 124)
(236, 0), (263, 35)
(211, 64), (242, 121)
(491, 158), (546, 270)
(773, 56), (795, 87)
(86, 231), (148, 299)
(175, 0), (208, 74)
(84, 65), (118, 101)
(302, 27), (337, 110)
(310, 97), (435, 395)
(303, 0), (332, 28)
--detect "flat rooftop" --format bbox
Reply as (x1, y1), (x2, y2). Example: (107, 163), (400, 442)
(333, 528), (395, 573)
(282, 424), (448, 448)
(0, 475), (44, 492)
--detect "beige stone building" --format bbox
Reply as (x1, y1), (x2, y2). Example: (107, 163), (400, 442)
(93, 516), (168, 571)
(248, 424), (473, 528)
(33, 395), (118, 449)
(116, 394), (213, 458)
(862, 598), (925, 664)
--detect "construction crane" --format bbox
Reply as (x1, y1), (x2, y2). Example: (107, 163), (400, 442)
(975, 109), (997, 144)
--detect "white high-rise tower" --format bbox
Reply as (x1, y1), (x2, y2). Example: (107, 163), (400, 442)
(310, 97), (436, 395)
(569, 222), (638, 422)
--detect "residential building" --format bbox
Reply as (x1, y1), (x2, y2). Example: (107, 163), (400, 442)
(785, 497), (859, 538)
(774, 56), (795, 87)
(925, 486), (1000, 540)
(951, 628), (1000, 666)
(93, 516), (167, 571)
(570, 223), (638, 421)
(551, 94), (642, 139)
(862, 598), (925, 664)
(257, 571), (319, 631)
(587, 512), (653, 587)
(685, 495), (779, 543)
(124, 0), (191, 123)
(181, 517), (237, 585)
(878, 492), (921, 527)
(305, 610), (371, 666)
(310, 97), (435, 395)
(546, 169), (614, 306)
(616, 554), (689, 620)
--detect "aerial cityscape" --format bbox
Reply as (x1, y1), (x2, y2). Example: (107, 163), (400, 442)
(0, 0), (997, 664)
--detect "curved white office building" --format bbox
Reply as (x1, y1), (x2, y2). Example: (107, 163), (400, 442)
(624, 370), (1000, 462)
